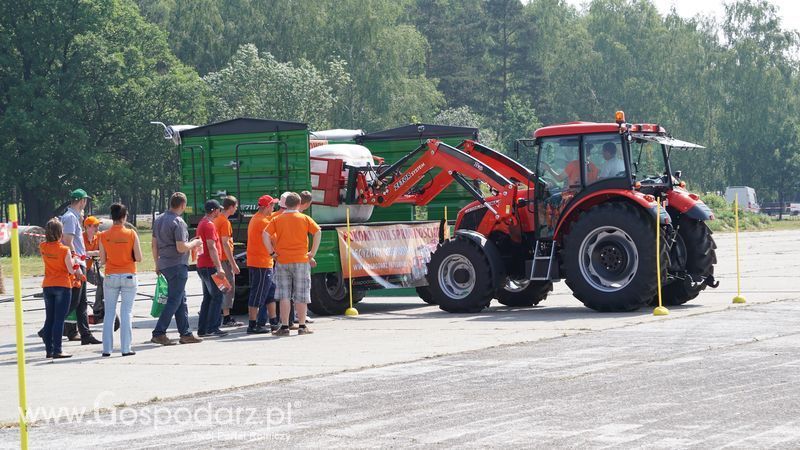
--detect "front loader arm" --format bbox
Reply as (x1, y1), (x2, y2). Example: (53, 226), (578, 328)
(458, 140), (536, 186)
(355, 139), (518, 222)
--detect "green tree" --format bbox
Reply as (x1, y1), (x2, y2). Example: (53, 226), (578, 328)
(204, 44), (350, 130)
(0, 0), (207, 225)
(434, 106), (500, 148)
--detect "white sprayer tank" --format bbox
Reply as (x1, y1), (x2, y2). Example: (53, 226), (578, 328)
(310, 144), (375, 224)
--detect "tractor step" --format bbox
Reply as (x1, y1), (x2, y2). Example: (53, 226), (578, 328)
(526, 240), (556, 281)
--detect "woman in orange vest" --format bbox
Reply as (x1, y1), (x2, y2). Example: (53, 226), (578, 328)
(39, 218), (78, 359)
(99, 203), (143, 357)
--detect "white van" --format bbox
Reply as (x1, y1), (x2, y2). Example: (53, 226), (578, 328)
(725, 186), (760, 213)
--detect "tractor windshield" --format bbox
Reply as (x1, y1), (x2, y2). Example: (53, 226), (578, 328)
(631, 139), (668, 184)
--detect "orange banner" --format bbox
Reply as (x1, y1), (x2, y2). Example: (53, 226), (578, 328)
(337, 222), (446, 288)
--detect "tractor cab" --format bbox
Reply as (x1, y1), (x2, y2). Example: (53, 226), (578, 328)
(516, 111), (705, 241)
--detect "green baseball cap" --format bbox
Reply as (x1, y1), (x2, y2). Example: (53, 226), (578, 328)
(70, 188), (92, 200)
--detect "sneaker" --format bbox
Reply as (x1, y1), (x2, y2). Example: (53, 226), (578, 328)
(222, 318), (244, 328)
(246, 326), (269, 334)
(179, 334), (203, 344)
(210, 330), (229, 337)
(273, 327), (290, 336)
(52, 353), (73, 359)
(122, 351), (136, 357)
(289, 324), (299, 330)
(305, 317), (314, 324)
(298, 326), (314, 335)
(102, 353), (111, 357)
(151, 335), (177, 346)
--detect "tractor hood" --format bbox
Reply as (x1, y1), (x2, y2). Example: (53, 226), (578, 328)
(631, 133), (705, 149)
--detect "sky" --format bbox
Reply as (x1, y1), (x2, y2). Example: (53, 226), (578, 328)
(566, 0), (800, 32)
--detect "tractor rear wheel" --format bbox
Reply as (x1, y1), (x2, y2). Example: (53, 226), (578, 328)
(309, 272), (365, 316)
(561, 202), (667, 312)
(427, 236), (504, 313)
(661, 216), (717, 305)
(496, 279), (552, 307)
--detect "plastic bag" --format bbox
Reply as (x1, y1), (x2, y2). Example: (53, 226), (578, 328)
(150, 274), (169, 318)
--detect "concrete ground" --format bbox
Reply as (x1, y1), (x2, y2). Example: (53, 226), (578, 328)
(0, 229), (798, 448)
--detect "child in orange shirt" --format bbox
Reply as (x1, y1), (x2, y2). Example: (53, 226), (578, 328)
(39, 218), (78, 358)
(265, 192), (321, 335)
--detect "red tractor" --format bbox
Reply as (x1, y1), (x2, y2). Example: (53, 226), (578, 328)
(345, 111), (717, 313)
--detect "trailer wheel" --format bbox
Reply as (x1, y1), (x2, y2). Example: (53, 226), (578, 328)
(660, 216), (717, 305)
(415, 286), (436, 305)
(309, 272), (365, 316)
(232, 267), (250, 315)
(561, 202), (666, 312)
(496, 279), (552, 307)
(427, 236), (503, 313)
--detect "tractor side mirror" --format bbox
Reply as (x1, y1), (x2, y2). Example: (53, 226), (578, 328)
(674, 170), (682, 179)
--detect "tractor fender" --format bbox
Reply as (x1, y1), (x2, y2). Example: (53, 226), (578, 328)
(454, 229), (489, 245)
(451, 230), (507, 288)
(665, 189), (715, 221)
(553, 189), (668, 241)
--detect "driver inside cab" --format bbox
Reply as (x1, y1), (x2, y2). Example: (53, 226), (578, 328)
(598, 142), (625, 179)
(541, 144), (599, 187)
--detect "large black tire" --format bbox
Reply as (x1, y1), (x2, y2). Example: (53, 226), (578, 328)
(496, 280), (553, 307)
(426, 236), (505, 313)
(661, 216), (717, 305)
(561, 202), (667, 312)
(416, 286), (436, 305)
(308, 272), (365, 316)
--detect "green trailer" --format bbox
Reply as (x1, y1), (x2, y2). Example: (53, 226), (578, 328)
(164, 118), (480, 315)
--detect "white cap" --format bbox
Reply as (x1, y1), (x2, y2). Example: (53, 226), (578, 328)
(279, 192), (292, 208)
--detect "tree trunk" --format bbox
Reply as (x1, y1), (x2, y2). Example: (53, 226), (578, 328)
(20, 186), (55, 226)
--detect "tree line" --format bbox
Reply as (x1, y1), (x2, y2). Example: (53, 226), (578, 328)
(1, 0), (799, 225)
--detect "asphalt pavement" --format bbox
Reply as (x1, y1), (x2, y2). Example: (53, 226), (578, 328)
(0, 229), (798, 448)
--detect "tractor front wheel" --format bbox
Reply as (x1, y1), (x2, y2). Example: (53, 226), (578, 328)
(416, 286), (436, 305)
(495, 279), (552, 307)
(427, 236), (504, 313)
(561, 202), (666, 312)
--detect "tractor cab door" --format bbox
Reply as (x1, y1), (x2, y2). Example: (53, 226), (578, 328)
(534, 136), (582, 239)
(534, 133), (629, 239)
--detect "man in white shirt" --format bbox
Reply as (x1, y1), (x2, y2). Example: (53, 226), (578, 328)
(599, 142), (625, 179)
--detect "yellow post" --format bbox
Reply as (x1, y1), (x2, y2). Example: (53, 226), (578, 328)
(653, 200), (669, 316)
(10, 205), (29, 449)
(344, 207), (359, 316)
(732, 196), (746, 304)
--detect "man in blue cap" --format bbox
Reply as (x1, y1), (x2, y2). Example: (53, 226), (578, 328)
(61, 188), (101, 345)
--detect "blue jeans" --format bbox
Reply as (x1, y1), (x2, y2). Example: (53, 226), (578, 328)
(40, 287), (71, 355)
(152, 265), (191, 337)
(103, 274), (137, 354)
(197, 267), (224, 334)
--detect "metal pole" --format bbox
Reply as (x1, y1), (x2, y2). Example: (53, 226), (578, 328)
(10, 204), (29, 449)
